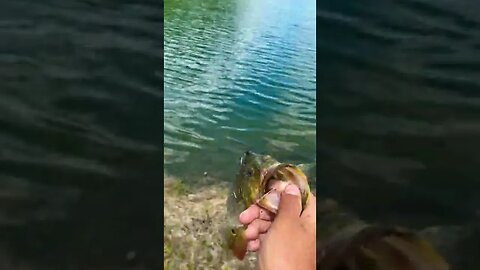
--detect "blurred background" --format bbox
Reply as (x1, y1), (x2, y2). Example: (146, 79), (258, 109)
(318, 0), (480, 269)
(0, 0), (162, 269)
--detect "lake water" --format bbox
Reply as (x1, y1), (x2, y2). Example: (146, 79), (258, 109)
(0, 0), (163, 268)
(164, 0), (317, 183)
(318, 0), (480, 268)
(1, 0), (479, 268)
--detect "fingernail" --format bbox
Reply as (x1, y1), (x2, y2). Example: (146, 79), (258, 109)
(285, 184), (300, 196)
(239, 211), (246, 220)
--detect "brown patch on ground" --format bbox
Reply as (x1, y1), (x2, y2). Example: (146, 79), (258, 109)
(164, 176), (257, 270)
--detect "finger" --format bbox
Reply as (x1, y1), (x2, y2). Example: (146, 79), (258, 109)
(247, 233), (267, 252)
(258, 208), (275, 221)
(293, 192), (316, 239)
(247, 239), (260, 252)
(276, 184), (302, 221)
(258, 233), (267, 242)
(239, 205), (261, 224)
(245, 219), (271, 240)
(307, 192), (316, 205)
(239, 204), (274, 224)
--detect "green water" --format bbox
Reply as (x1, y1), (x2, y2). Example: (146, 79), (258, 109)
(318, 1), (480, 268)
(0, 0), (162, 268)
(164, 0), (317, 184)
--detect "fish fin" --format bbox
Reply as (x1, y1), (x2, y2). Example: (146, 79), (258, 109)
(229, 227), (248, 260)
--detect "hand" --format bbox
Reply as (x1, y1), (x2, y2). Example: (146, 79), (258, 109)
(239, 183), (316, 270)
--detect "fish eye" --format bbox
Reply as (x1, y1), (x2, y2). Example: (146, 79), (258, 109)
(231, 229), (236, 235)
(246, 169), (253, 177)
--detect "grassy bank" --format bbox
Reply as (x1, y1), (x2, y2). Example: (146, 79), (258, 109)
(164, 176), (257, 270)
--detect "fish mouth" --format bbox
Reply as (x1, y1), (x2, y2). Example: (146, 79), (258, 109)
(260, 163), (291, 192)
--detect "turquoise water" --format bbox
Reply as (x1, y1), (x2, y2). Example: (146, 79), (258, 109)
(164, 0), (317, 183)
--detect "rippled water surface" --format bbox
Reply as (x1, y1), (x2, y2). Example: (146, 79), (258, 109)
(0, 0), (162, 268)
(164, 0), (317, 182)
(319, 0), (480, 269)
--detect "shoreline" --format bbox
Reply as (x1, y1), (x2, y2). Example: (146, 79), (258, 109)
(163, 175), (257, 270)
(163, 175), (477, 269)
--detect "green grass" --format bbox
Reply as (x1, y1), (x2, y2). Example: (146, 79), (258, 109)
(163, 177), (257, 269)
(169, 179), (190, 196)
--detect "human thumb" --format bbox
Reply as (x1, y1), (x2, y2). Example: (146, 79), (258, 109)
(276, 184), (302, 221)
